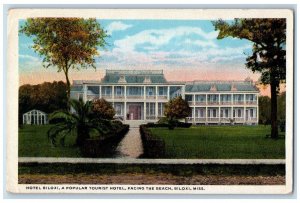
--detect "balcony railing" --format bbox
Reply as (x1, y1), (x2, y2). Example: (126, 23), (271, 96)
(146, 115), (157, 120)
(126, 95), (144, 99)
(187, 117), (194, 121)
(233, 117), (244, 122)
(220, 101), (232, 105)
(233, 101), (244, 105)
(246, 117), (257, 121)
(207, 117), (219, 122)
(195, 117), (206, 122)
(87, 95), (99, 100)
(102, 95), (112, 99)
(114, 95), (125, 99)
(245, 101), (257, 105)
(207, 101), (219, 105)
(194, 101), (206, 105)
(187, 101), (193, 105)
(146, 95), (156, 99)
(157, 95), (168, 100)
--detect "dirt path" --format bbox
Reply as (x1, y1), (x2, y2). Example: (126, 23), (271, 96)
(19, 173), (285, 185)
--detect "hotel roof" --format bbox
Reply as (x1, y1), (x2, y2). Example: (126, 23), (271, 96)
(71, 70), (259, 93)
(185, 81), (259, 92)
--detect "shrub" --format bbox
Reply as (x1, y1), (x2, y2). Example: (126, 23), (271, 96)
(92, 98), (115, 120)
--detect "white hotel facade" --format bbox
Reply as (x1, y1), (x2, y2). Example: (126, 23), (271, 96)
(71, 70), (259, 125)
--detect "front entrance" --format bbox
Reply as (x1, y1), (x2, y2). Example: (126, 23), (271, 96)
(128, 104), (142, 120)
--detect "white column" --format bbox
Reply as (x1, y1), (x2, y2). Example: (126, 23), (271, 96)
(181, 85), (185, 99)
(155, 102), (158, 120)
(193, 94), (195, 106)
(219, 107), (221, 124)
(144, 102), (147, 121)
(144, 86), (146, 100)
(124, 86), (127, 99)
(256, 93), (259, 124)
(99, 85), (101, 99)
(205, 93), (208, 105)
(83, 84), (87, 102)
(244, 107), (246, 124)
(155, 86), (158, 100)
(205, 107), (208, 124)
(124, 102), (127, 121)
(112, 85), (115, 101)
(193, 107), (196, 123)
(167, 86), (170, 100)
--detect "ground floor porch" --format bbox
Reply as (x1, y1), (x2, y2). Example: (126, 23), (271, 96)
(112, 102), (166, 122)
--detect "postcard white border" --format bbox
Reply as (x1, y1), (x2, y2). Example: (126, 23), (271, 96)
(6, 8), (294, 194)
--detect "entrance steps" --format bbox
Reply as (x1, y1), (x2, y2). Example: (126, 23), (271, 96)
(123, 120), (146, 128)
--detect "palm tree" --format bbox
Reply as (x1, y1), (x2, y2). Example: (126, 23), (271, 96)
(47, 98), (111, 147)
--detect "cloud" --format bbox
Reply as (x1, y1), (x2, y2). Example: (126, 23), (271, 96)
(184, 39), (217, 48)
(113, 26), (219, 52)
(19, 54), (40, 62)
(106, 21), (133, 34)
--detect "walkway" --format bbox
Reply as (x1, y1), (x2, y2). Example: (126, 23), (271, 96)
(18, 157), (285, 165)
(114, 127), (144, 158)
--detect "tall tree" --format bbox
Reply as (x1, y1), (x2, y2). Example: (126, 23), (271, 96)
(213, 19), (286, 139)
(19, 81), (68, 124)
(20, 18), (107, 104)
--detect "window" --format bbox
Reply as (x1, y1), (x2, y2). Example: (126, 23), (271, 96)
(103, 86), (112, 95)
(221, 109), (229, 118)
(87, 86), (99, 94)
(250, 109), (254, 117)
(128, 87), (143, 95)
(208, 94), (218, 102)
(158, 87), (166, 95)
(221, 94), (231, 102)
(115, 104), (122, 115)
(196, 95), (205, 102)
(115, 86), (123, 95)
(158, 103), (165, 116)
(147, 87), (154, 96)
(185, 95), (193, 102)
(196, 108), (205, 118)
(208, 108), (217, 117)
(146, 103), (155, 116)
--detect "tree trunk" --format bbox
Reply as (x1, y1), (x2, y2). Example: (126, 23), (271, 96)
(270, 71), (279, 139)
(76, 125), (89, 147)
(63, 65), (71, 110)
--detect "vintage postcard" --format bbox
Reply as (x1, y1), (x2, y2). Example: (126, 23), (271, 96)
(6, 9), (293, 194)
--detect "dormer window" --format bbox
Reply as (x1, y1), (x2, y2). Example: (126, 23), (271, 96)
(210, 84), (217, 91)
(143, 76), (151, 83)
(118, 75), (126, 83)
(231, 84), (237, 91)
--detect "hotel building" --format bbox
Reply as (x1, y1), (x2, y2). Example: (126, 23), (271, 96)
(71, 70), (259, 125)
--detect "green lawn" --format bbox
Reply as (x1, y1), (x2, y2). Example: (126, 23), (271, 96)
(19, 125), (82, 157)
(150, 125), (285, 159)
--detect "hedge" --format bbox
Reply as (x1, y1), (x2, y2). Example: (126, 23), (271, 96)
(81, 124), (129, 157)
(145, 122), (192, 128)
(140, 125), (165, 158)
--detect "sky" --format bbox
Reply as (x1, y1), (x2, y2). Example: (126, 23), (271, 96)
(19, 19), (266, 93)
